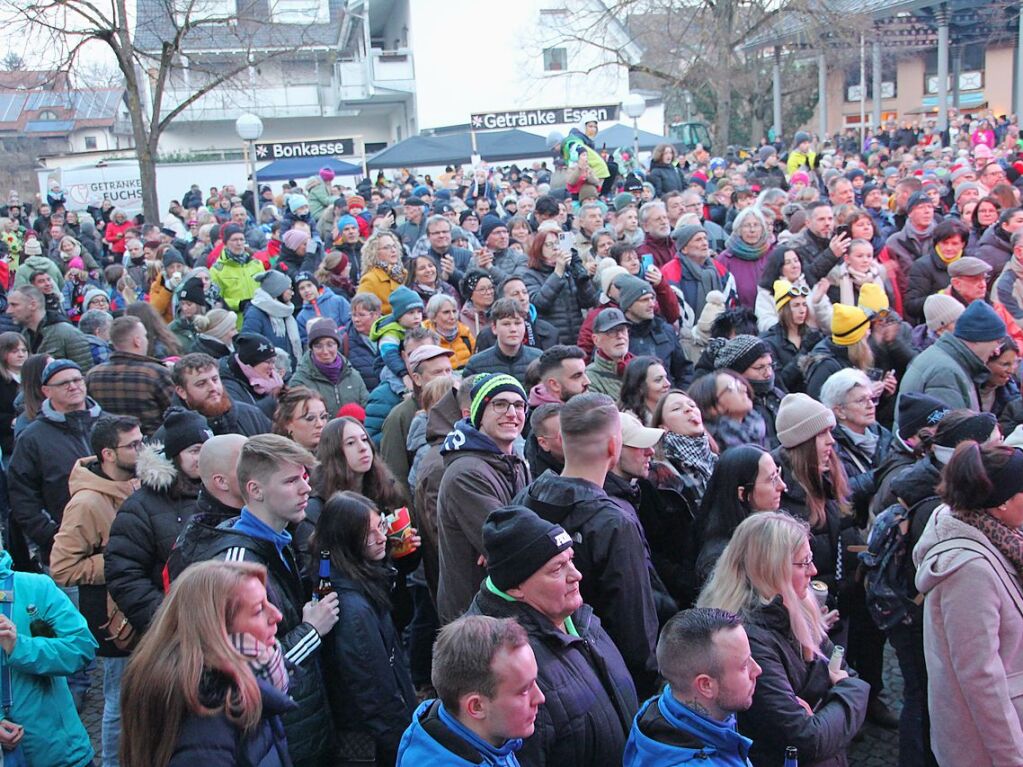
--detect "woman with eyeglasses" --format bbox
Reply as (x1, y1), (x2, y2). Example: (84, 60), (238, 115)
(697, 512), (869, 767)
(357, 232), (407, 315)
(272, 386), (329, 452)
(755, 247), (831, 334)
(968, 195), (1002, 252)
(457, 269), (495, 337)
(522, 228), (599, 346)
(761, 279), (824, 394)
(312, 491), (418, 767)
(688, 369), (767, 450)
(693, 445), (785, 587)
(289, 318), (369, 417)
(716, 207), (774, 310)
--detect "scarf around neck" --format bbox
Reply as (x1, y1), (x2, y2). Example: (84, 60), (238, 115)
(662, 431), (717, 484)
(725, 229), (771, 261)
(374, 258), (406, 282)
(951, 507), (1023, 579)
(235, 355), (284, 397)
(230, 632), (289, 693)
(249, 289), (303, 361)
(312, 351), (344, 384)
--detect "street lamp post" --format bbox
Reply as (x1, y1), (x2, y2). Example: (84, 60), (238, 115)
(622, 93), (646, 167)
(235, 113), (264, 217)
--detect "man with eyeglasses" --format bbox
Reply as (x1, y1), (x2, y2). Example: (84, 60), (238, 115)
(7, 284), (94, 371)
(437, 373), (531, 624)
(8, 359), (107, 568)
(50, 414), (142, 764)
(414, 214), (472, 286)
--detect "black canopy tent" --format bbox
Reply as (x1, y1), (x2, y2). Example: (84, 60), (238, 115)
(255, 156), (363, 181)
(366, 128), (552, 170)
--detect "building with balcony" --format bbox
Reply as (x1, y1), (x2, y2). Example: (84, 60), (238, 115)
(134, 0), (416, 160)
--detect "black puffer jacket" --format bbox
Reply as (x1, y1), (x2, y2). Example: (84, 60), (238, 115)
(323, 569), (416, 766)
(167, 516), (333, 766)
(515, 472), (660, 698)
(760, 323), (822, 394)
(104, 443), (201, 633)
(7, 397), (105, 562)
(461, 345), (542, 388)
(468, 585), (638, 767)
(522, 264), (598, 345)
(739, 598), (869, 767)
(647, 161), (686, 197)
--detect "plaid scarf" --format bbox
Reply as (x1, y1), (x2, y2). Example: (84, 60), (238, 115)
(662, 432), (717, 487)
(230, 633), (289, 693)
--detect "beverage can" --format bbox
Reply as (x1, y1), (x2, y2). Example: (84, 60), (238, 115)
(829, 645), (845, 673)
(386, 507), (416, 558)
(810, 580), (828, 610)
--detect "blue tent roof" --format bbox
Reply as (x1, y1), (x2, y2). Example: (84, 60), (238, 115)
(366, 129), (551, 170)
(593, 123), (671, 152)
(256, 156), (362, 181)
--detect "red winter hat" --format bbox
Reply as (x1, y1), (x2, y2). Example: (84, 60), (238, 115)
(338, 403), (366, 422)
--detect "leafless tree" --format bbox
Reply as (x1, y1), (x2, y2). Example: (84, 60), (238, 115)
(0, 52), (25, 71)
(0, 0), (326, 219)
(545, 0), (866, 147)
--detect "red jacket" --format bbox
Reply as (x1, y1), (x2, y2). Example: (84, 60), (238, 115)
(103, 219), (134, 254)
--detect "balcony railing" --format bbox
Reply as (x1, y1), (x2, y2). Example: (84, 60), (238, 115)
(336, 48), (415, 101)
(158, 84), (326, 121)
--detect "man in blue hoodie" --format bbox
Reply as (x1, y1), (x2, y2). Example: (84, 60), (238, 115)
(624, 608), (761, 767)
(397, 614), (542, 767)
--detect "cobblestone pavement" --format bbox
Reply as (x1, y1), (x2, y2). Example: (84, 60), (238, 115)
(849, 642), (902, 767)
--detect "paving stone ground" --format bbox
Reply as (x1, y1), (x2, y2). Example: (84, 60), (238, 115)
(82, 645), (903, 766)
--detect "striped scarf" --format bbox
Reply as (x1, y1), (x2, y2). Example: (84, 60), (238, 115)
(230, 632), (289, 693)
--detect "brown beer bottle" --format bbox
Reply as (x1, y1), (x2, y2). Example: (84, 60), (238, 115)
(312, 550), (332, 603)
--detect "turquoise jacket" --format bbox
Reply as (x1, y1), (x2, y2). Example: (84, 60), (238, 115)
(0, 550), (97, 767)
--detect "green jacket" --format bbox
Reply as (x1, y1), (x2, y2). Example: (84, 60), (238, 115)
(586, 353), (626, 400)
(23, 314), (95, 371)
(209, 253), (265, 316)
(288, 350), (369, 416)
(304, 177), (337, 222)
(897, 332), (987, 428)
(13, 255), (64, 290)
(168, 317), (199, 351)
(0, 550), (97, 767)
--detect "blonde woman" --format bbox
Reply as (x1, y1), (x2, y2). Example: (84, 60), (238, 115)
(357, 231), (407, 313)
(698, 512), (868, 767)
(119, 560), (292, 767)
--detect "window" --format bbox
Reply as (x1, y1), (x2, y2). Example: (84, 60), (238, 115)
(924, 47), (985, 93)
(270, 0), (328, 24)
(174, 0), (235, 24)
(543, 47), (567, 72)
(84, 136), (97, 150)
(37, 110), (58, 121)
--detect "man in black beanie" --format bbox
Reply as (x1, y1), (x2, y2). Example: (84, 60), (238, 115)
(468, 505), (639, 767)
(618, 275), (692, 386)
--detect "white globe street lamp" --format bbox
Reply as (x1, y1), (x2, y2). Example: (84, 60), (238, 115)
(235, 114), (264, 215)
(621, 93), (646, 165)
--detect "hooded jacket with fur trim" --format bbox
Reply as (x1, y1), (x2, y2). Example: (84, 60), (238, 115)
(104, 441), (200, 634)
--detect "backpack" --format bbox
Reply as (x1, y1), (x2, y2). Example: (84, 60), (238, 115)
(859, 495), (939, 631)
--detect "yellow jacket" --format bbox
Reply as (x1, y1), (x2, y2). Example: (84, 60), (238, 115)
(358, 267), (404, 314)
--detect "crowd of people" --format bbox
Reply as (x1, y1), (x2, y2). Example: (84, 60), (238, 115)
(0, 107), (1021, 766)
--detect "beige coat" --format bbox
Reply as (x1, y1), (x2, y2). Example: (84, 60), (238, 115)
(914, 504), (1023, 766)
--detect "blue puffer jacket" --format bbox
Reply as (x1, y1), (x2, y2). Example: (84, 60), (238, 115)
(297, 289), (351, 344)
(168, 676), (296, 767)
(340, 320), (381, 390)
(364, 374), (403, 443)
(0, 550), (97, 767)
(624, 687), (753, 767)
(397, 699), (523, 767)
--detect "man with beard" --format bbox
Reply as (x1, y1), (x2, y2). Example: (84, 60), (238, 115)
(636, 201), (675, 268)
(50, 415), (143, 765)
(171, 353), (271, 436)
